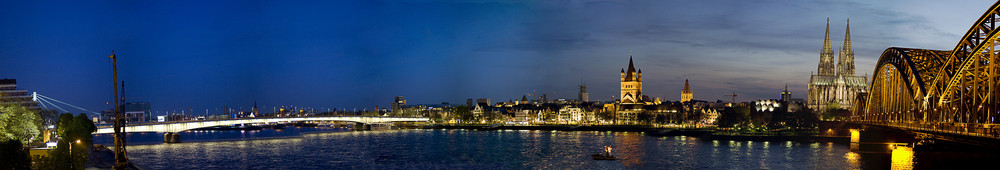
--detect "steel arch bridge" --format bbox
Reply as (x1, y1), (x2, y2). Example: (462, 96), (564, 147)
(855, 1), (1000, 138)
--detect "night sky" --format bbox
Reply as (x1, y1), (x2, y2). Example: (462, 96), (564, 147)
(0, 0), (993, 116)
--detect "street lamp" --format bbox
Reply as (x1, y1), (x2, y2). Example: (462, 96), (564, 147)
(70, 139), (81, 169)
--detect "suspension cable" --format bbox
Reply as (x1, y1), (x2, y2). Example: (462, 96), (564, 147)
(37, 94), (100, 114)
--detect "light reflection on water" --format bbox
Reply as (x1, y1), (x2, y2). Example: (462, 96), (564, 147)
(96, 128), (1000, 169)
(891, 146), (914, 170)
(108, 129), (879, 169)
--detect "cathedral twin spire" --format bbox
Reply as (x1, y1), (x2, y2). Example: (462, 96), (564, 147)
(837, 19), (854, 76)
(818, 18), (835, 76)
(819, 18), (854, 77)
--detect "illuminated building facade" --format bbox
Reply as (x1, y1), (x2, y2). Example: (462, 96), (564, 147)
(619, 55), (643, 104)
(681, 79), (693, 103)
(808, 19), (868, 111)
(392, 96), (406, 114)
(123, 102), (152, 122)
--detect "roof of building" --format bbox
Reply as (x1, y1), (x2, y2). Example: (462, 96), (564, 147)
(0, 79), (15, 85)
(682, 79), (692, 93)
(624, 56), (638, 81)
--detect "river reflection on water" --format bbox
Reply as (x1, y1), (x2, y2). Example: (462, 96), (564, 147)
(94, 128), (995, 169)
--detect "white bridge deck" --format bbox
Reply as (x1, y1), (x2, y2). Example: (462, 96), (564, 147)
(95, 116), (428, 134)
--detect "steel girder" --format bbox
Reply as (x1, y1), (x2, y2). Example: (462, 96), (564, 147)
(928, 1), (1000, 124)
(861, 48), (947, 122)
(863, 1), (1000, 126)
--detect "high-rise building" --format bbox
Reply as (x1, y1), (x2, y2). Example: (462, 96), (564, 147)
(123, 102), (152, 122)
(681, 79), (693, 103)
(578, 85), (589, 102)
(392, 96), (406, 113)
(476, 98), (491, 106)
(619, 55), (643, 104)
(781, 84), (792, 102)
(0, 79), (39, 109)
(808, 19), (868, 111)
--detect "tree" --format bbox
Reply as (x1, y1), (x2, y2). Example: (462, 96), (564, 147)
(429, 112), (443, 123)
(0, 139), (32, 169)
(826, 103), (841, 110)
(716, 106), (750, 128)
(636, 112), (654, 125)
(686, 109), (705, 124)
(789, 109), (820, 129)
(484, 112), (503, 124)
(823, 104), (850, 120)
(34, 113), (97, 170)
(654, 113), (668, 125)
(451, 106), (473, 123)
(0, 104), (43, 146)
(596, 110), (615, 124)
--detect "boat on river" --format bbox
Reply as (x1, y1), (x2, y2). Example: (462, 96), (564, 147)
(593, 146), (617, 160)
(591, 153), (616, 160)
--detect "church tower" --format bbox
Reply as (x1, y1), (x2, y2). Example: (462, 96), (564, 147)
(620, 54), (642, 104)
(781, 84), (792, 102)
(251, 101), (258, 117)
(681, 79), (693, 103)
(818, 18), (836, 76)
(808, 18), (868, 111)
(837, 19), (855, 76)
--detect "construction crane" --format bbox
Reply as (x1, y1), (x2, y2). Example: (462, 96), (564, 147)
(724, 91), (738, 104)
(109, 51), (130, 169)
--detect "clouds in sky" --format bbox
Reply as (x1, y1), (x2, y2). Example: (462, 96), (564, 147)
(0, 0), (994, 114)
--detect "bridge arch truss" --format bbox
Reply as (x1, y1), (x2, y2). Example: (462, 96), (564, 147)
(858, 1), (1000, 136)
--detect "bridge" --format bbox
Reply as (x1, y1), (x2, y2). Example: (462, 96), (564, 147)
(95, 116), (428, 134)
(853, 1), (1000, 139)
(94, 116), (428, 143)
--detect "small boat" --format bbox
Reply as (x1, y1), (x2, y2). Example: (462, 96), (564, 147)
(593, 146), (616, 160)
(592, 153), (617, 160)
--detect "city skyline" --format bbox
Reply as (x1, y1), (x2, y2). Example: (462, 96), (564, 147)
(0, 0), (994, 113)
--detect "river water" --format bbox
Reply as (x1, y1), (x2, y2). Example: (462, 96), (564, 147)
(92, 127), (993, 169)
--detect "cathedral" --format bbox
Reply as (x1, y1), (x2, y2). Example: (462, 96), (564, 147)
(808, 19), (869, 112)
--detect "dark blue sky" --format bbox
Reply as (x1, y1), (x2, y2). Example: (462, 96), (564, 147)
(0, 0), (992, 115)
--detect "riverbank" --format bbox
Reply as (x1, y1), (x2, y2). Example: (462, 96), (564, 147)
(423, 124), (849, 143)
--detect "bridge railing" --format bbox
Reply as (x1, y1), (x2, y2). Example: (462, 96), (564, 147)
(855, 121), (1000, 139)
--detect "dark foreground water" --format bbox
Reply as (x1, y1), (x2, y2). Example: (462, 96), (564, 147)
(93, 128), (995, 169)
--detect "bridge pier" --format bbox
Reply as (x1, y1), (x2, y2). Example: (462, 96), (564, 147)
(850, 127), (916, 153)
(164, 132), (182, 143)
(353, 123), (370, 131)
